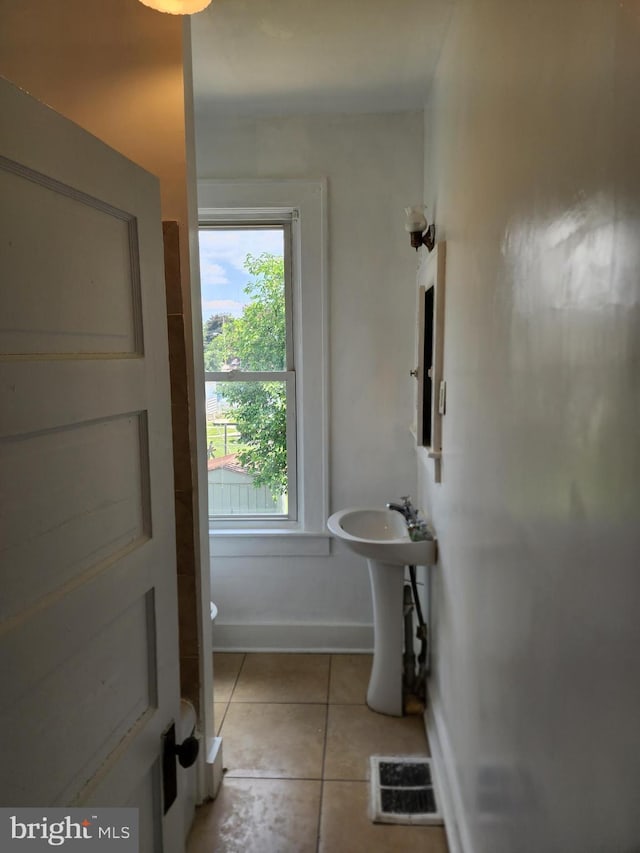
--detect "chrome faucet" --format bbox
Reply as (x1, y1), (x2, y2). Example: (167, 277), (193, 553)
(386, 496), (418, 524)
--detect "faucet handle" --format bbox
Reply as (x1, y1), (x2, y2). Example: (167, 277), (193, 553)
(400, 495), (413, 506)
(408, 518), (431, 541)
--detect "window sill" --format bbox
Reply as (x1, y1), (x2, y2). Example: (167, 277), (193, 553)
(209, 529), (331, 558)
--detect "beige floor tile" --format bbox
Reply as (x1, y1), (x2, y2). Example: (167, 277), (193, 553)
(329, 654), (372, 704)
(188, 777), (321, 853)
(221, 702), (327, 778)
(324, 704), (429, 781)
(231, 653), (330, 703)
(319, 780), (449, 853)
(213, 653), (245, 702)
(214, 702), (228, 735)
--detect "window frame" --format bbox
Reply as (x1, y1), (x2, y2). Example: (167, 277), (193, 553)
(198, 179), (329, 557)
(202, 221), (297, 523)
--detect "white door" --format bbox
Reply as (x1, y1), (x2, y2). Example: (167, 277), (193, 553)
(0, 79), (184, 851)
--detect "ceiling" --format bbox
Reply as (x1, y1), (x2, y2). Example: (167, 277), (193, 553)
(190, 0), (454, 117)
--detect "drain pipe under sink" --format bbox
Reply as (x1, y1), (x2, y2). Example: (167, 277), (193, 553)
(402, 583), (416, 693)
(402, 566), (429, 702)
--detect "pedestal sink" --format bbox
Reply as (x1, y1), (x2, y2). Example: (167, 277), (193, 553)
(327, 508), (437, 716)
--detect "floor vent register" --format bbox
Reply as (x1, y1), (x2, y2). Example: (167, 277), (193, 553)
(369, 756), (444, 826)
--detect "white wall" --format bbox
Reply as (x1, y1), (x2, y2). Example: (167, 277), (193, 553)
(420, 3), (640, 852)
(195, 111), (424, 649)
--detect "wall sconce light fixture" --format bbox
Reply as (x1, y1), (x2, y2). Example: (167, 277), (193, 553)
(138, 0), (212, 13)
(404, 206), (436, 252)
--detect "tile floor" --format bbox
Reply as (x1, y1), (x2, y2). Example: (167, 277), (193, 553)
(187, 653), (449, 853)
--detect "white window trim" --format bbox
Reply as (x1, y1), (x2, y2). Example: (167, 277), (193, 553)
(203, 219), (297, 523)
(198, 178), (329, 557)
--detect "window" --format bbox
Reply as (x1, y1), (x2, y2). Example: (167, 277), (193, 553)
(201, 223), (296, 520)
(197, 180), (329, 556)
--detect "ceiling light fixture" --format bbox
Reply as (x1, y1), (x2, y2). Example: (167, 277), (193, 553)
(404, 205), (436, 252)
(138, 0), (212, 13)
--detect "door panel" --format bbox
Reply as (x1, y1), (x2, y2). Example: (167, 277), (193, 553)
(0, 161), (142, 356)
(1, 589), (156, 804)
(1, 412), (150, 619)
(0, 78), (183, 850)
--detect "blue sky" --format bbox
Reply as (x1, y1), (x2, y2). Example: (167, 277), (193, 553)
(199, 228), (283, 321)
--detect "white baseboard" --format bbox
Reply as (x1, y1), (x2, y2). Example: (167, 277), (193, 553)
(211, 621), (374, 653)
(426, 690), (475, 853)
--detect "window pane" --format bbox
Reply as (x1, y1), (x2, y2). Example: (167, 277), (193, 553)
(206, 380), (288, 517)
(200, 228), (286, 372)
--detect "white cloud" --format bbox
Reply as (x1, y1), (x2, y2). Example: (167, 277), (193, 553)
(199, 228), (283, 273)
(199, 259), (229, 286)
(202, 299), (244, 318)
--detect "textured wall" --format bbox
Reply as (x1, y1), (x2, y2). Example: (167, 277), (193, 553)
(420, 2), (640, 851)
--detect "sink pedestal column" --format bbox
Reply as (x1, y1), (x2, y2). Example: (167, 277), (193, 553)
(366, 559), (404, 716)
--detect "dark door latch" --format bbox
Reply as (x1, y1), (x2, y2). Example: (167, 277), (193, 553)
(162, 721), (200, 814)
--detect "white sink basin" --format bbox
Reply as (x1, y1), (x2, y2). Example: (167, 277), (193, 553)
(328, 506), (438, 715)
(327, 507), (436, 566)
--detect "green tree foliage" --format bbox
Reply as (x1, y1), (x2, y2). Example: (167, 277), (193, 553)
(203, 313), (235, 371)
(203, 313), (230, 345)
(231, 252), (286, 371)
(228, 381), (287, 497)
(202, 252), (288, 498)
